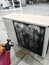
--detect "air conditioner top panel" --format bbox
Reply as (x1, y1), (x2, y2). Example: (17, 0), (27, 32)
(3, 13), (49, 27)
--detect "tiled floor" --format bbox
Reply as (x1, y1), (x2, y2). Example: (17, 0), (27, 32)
(0, 3), (49, 65)
(22, 3), (49, 16)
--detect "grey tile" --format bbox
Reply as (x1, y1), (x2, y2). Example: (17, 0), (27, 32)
(18, 54), (42, 65)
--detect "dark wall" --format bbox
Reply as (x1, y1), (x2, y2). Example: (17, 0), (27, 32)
(47, 0), (49, 2)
